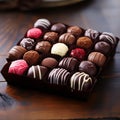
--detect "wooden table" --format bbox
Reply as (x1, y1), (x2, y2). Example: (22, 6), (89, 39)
(0, 0), (120, 119)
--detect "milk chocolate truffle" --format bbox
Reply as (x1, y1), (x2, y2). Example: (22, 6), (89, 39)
(34, 18), (51, 29)
(51, 43), (68, 57)
(20, 38), (36, 50)
(84, 29), (100, 40)
(70, 72), (93, 92)
(59, 57), (78, 71)
(8, 45), (27, 61)
(27, 65), (48, 80)
(94, 41), (111, 55)
(70, 48), (86, 61)
(67, 26), (83, 37)
(48, 68), (70, 85)
(88, 52), (106, 67)
(35, 41), (52, 54)
(23, 50), (40, 66)
(76, 36), (93, 50)
(51, 23), (66, 34)
(99, 32), (117, 45)
(79, 61), (97, 76)
(43, 32), (58, 43)
(41, 57), (58, 69)
(59, 33), (76, 45)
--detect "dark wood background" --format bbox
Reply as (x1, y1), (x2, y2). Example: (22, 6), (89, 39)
(0, 0), (120, 119)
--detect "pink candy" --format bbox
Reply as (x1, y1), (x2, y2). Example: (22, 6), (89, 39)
(8, 59), (29, 75)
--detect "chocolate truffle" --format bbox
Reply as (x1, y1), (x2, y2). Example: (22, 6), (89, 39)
(48, 68), (70, 85)
(51, 23), (66, 34)
(70, 72), (93, 92)
(76, 36), (93, 50)
(35, 41), (52, 54)
(41, 57), (58, 69)
(51, 43), (68, 57)
(26, 28), (42, 39)
(88, 52), (106, 67)
(23, 50), (40, 66)
(8, 59), (29, 75)
(8, 45), (27, 61)
(20, 38), (36, 50)
(43, 32), (58, 43)
(79, 61), (97, 76)
(27, 65), (48, 80)
(67, 26), (83, 37)
(94, 41), (111, 55)
(70, 48), (86, 61)
(34, 18), (51, 29)
(84, 29), (100, 40)
(59, 33), (76, 45)
(99, 32), (117, 45)
(59, 57), (78, 71)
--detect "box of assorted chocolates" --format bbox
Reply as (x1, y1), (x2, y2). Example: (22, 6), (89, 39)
(1, 18), (119, 99)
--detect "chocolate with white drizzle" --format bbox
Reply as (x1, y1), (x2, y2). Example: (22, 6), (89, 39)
(70, 72), (93, 92)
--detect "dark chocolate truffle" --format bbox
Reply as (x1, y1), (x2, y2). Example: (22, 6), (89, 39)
(94, 41), (111, 55)
(70, 48), (86, 61)
(51, 23), (66, 34)
(76, 36), (93, 50)
(27, 65), (48, 80)
(59, 33), (76, 45)
(99, 32), (117, 45)
(88, 52), (106, 67)
(67, 26), (83, 37)
(23, 50), (40, 66)
(70, 72), (93, 92)
(43, 31), (58, 43)
(79, 61), (97, 76)
(41, 57), (58, 69)
(59, 57), (78, 71)
(8, 45), (27, 61)
(48, 68), (70, 85)
(34, 18), (51, 29)
(35, 41), (52, 54)
(20, 38), (36, 50)
(84, 29), (100, 40)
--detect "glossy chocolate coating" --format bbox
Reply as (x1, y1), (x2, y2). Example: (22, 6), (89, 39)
(94, 41), (111, 55)
(20, 38), (36, 50)
(59, 33), (76, 45)
(79, 60), (97, 76)
(35, 41), (52, 54)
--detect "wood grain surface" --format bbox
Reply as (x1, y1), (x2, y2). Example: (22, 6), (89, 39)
(0, 0), (120, 119)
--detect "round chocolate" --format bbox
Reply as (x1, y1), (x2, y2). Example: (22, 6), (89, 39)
(59, 57), (78, 71)
(23, 50), (40, 66)
(8, 45), (27, 61)
(34, 18), (51, 29)
(51, 23), (66, 34)
(67, 26), (83, 37)
(59, 33), (76, 45)
(84, 29), (100, 40)
(27, 65), (48, 80)
(35, 41), (52, 54)
(94, 41), (111, 55)
(48, 68), (70, 85)
(41, 57), (58, 69)
(20, 38), (36, 50)
(99, 32), (117, 45)
(76, 36), (93, 50)
(43, 31), (58, 43)
(88, 52), (106, 67)
(70, 72), (93, 92)
(79, 60), (97, 76)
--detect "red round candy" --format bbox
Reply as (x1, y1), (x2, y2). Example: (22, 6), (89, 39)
(70, 48), (86, 61)
(27, 28), (42, 39)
